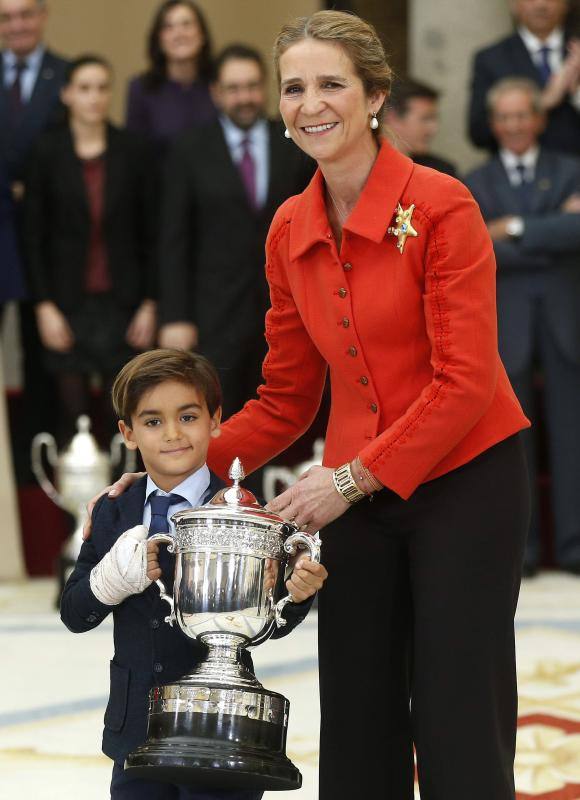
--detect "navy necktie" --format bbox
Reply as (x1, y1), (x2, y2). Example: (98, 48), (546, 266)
(148, 493), (186, 535)
(515, 162), (532, 213)
(537, 45), (552, 85)
(9, 60), (27, 118)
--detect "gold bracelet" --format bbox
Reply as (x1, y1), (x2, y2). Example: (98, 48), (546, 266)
(353, 457), (382, 493)
(332, 462), (368, 504)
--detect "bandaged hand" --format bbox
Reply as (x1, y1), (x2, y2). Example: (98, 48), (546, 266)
(90, 525), (152, 605)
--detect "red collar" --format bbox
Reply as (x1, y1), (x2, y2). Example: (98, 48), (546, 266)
(289, 138), (415, 261)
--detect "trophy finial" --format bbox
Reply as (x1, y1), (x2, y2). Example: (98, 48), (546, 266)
(228, 458), (245, 485)
(77, 414), (91, 433)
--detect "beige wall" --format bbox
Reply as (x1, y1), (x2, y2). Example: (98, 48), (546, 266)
(45, 0), (320, 123)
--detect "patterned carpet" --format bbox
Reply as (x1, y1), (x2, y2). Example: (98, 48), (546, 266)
(2, 573), (580, 799)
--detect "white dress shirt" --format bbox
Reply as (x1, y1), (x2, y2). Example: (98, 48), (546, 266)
(220, 114), (269, 209)
(143, 464), (211, 531)
(2, 45), (45, 103)
(499, 146), (540, 186)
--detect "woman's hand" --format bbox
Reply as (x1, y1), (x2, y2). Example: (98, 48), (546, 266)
(266, 465), (350, 535)
(126, 300), (157, 350)
(35, 301), (74, 352)
(82, 472), (146, 540)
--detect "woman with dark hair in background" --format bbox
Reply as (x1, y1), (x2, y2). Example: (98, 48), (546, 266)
(24, 55), (157, 445)
(126, 0), (216, 152)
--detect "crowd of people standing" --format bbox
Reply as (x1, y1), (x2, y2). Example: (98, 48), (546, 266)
(1, 0), (580, 573)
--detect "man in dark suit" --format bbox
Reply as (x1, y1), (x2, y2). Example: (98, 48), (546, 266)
(0, 162), (25, 317)
(0, 0), (67, 184)
(469, 0), (580, 155)
(384, 79), (457, 177)
(465, 76), (580, 574)
(158, 44), (314, 422)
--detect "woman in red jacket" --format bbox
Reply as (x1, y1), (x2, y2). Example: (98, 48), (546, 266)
(100, 10), (529, 800)
(207, 11), (529, 800)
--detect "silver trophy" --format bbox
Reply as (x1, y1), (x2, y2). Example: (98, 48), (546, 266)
(125, 457), (321, 791)
(32, 415), (136, 590)
(263, 438), (325, 502)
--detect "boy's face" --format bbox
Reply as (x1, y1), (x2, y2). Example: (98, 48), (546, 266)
(119, 380), (221, 490)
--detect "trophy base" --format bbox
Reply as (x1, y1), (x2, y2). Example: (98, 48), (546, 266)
(125, 683), (301, 792)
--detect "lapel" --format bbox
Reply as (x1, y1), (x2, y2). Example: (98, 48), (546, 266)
(487, 156), (526, 215)
(17, 50), (60, 132)
(59, 125), (90, 216)
(508, 33), (545, 82)
(103, 123), (122, 222)
(207, 119), (255, 213)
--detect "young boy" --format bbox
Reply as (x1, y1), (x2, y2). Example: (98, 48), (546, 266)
(60, 349), (327, 800)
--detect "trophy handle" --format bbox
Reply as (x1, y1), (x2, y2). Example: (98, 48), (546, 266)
(274, 531), (322, 628)
(110, 433), (138, 473)
(148, 532), (176, 626)
(262, 466), (297, 503)
(31, 432), (64, 507)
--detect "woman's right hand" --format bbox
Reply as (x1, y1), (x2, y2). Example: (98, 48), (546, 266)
(83, 471), (146, 540)
(35, 301), (75, 352)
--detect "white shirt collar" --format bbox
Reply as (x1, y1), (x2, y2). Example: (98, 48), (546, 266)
(219, 113), (267, 149)
(145, 463), (211, 508)
(500, 145), (540, 171)
(3, 43), (45, 70)
(518, 25), (563, 53)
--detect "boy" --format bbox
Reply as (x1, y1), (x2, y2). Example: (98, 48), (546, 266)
(60, 349), (327, 800)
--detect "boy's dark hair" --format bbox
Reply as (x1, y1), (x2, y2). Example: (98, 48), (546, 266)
(112, 349), (222, 424)
(389, 79), (439, 116)
(213, 43), (266, 82)
(64, 54), (113, 86)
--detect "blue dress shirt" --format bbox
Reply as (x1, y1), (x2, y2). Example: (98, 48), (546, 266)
(2, 45), (45, 103)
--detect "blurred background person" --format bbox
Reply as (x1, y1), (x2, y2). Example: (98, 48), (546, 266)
(125, 0), (215, 155)
(469, 0), (580, 155)
(158, 43), (314, 424)
(465, 77), (580, 576)
(24, 55), (157, 446)
(0, 161), (25, 320)
(385, 78), (457, 176)
(0, 0), (68, 478)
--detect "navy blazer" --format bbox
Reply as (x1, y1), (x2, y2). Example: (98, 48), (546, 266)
(469, 32), (580, 156)
(465, 148), (580, 372)
(60, 472), (313, 763)
(0, 164), (25, 303)
(0, 49), (68, 182)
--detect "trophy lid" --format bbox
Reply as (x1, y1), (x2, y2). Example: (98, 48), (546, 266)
(171, 457), (292, 530)
(60, 415), (107, 469)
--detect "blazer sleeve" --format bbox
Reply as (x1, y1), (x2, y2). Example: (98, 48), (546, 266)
(59, 496), (115, 633)
(468, 50), (497, 151)
(158, 139), (195, 325)
(520, 211), (580, 253)
(271, 595), (314, 639)
(207, 203), (327, 479)
(22, 141), (53, 302)
(359, 180), (500, 498)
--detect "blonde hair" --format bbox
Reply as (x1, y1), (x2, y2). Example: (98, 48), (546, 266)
(486, 77), (543, 116)
(273, 10), (392, 124)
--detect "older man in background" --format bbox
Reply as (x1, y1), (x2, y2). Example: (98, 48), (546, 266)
(385, 79), (457, 176)
(469, 0), (580, 155)
(466, 77), (580, 575)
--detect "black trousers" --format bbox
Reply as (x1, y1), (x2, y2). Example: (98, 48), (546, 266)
(317, 434), (529, 800)
(110, 763), (262, 800)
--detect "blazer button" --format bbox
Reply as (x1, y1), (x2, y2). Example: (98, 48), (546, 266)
(343, 262), (353, 271)
(153, 662), (164, 673)
(348, 346), (357, 357)
(342, 317), (350, 328)
(370, 402), (378, 413)
(85, 613), (98, 623)
(360, 376), (369, 385)
(150, 618), (160, 629)
(338, 288), (347, 298)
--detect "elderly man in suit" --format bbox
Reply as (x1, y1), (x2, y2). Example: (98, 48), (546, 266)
(469, 0), (580, 155)
(465, 76), (580, 575)
(158, 44), (314, 422)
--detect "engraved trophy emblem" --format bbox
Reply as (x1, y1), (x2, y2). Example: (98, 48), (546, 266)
(125, 458), (322, 791)
(31, 415), (136, 591)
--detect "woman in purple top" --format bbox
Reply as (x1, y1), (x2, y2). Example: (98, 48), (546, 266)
(126, 0), (216, 152)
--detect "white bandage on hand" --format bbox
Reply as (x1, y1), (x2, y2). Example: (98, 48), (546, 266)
(90, 525), (152, 606)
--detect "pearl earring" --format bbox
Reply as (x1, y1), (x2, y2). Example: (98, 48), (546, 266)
(370, 113), (379, 130)
(284, 128), (291, 139)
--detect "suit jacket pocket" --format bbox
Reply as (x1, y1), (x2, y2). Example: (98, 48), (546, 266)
(104, 660), (130, 732)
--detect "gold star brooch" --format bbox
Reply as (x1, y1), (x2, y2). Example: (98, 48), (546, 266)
(387, 203), (418, 254)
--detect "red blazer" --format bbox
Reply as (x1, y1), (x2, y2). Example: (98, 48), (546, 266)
(209, 139), (529, 499)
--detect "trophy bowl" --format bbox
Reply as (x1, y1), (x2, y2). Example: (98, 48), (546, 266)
(125, 458), (321, 791)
